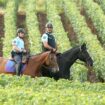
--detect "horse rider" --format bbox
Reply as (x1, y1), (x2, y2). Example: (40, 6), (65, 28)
(11, 28), (26, 76)
(41, 22), (57, 52)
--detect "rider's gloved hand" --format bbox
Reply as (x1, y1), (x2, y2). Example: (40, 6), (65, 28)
(23, 49), (26, 53)
(20, 49), (26, 53)
(52, 48), (56, 52)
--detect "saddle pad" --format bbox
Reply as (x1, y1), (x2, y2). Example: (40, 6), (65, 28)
(5, 60), (16, 72)
(5, 60), (26, 73)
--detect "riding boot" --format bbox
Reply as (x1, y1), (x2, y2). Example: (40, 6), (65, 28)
(15, 63), (21, 76)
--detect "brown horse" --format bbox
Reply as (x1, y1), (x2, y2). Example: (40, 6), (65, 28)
(0, 51), (59, 77)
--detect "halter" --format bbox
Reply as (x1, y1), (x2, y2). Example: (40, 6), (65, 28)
(79, 46), (92, 64)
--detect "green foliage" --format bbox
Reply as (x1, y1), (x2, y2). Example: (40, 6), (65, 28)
(35, 0), (46, 12)
(3, 0), (19, 57)
(94, 0), (105, 14)
(82, 0), (105, 47)
(25, 0), (41, 53)
(71, 61), (88, 82)
(63, 0), (105, 81)
(46, 0), (70, 52)
(0, 0), (6, 7)
(0, 75), (105, 105)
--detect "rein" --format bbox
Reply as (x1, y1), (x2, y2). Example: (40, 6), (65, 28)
(42, 64), (52, 70)
(79, 46), (90, 61)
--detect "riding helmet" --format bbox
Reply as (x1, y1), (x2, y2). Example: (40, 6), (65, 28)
(17, 28), (25, 34)
(45, 22), (53, 28)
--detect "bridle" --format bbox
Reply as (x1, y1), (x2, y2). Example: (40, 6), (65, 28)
(79, 46), (92, 66)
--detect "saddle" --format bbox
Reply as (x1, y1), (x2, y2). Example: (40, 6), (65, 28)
(5, 59), (26, 73)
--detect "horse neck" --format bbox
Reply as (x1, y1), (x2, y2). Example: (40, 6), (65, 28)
(24, 52), (49, 74)
(62, 47), (79, 66)
(38, 52), (49, 63)
(33, 52), (49, 62)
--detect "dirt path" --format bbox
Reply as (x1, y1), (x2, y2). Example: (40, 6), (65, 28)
(37, 12), (47, 35)
(60, 13), (78, 46)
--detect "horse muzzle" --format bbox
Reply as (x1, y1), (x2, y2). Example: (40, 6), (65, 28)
(86, 61), (93, 68)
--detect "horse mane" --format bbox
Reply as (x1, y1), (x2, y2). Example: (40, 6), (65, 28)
(63, 45), (80, 55)
(28, 51), (50, 62)
(29, 52), (42, 57)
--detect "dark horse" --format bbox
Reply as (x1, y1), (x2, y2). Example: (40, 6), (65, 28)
(0, 51), (59, 77)
(41, 43), (93, 80)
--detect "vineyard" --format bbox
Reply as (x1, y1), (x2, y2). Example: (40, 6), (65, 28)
(0, 0), (105, 104)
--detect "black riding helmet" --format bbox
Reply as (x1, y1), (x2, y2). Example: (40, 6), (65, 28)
(17, 28), (25, 34)
(45, 22), (53, 28)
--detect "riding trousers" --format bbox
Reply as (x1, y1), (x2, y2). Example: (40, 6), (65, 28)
(13, 52), (22, 76)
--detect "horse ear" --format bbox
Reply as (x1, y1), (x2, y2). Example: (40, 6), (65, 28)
(81, 43), (86, 50)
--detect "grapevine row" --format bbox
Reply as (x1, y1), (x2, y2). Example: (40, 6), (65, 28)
(94, 0), (105, 14)
(3, 0), (19, 57)
(25, 0), (41, 54)
(63, 0), (105, 81)
(82, 0), (105, 47)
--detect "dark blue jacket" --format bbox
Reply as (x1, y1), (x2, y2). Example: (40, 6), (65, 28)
(42, 33), (56, 51)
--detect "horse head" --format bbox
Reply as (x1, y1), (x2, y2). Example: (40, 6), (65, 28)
(43, 51), (59, 73)
(78, 43), (93, 67)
